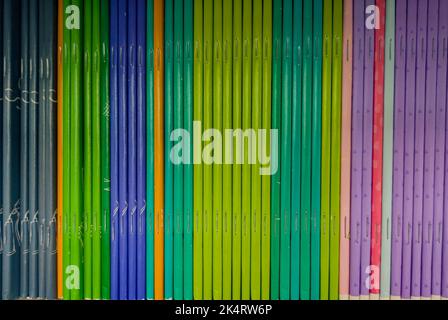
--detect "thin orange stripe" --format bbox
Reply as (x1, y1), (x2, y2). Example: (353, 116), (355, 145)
(154, 0), (165, 300)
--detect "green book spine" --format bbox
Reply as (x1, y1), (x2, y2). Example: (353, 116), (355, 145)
(261, 0), (272, 301)
(146, 0), (155, 300)
(300, 0), (314, 300)
(270, 0), (282, 300)
(184, 0), (194, 300)
(173, 0), (184, 300)
(70, 0), (84, 300)
(310, 0), (322, 300)
(329, 0), (343, 300)
(232, 0), (243, 300)
(251, 0), (263, 300)
(291, 0), (303, 301)
(320, 0), (332, 300)
(100, 0), (111, 300)
(241, 0), (252, 300)
(203, 0), (213, 300)
(83, 0), (93, 299)
(222, 0), (233, 300)
(92, 0), (102, 300)
(213, 0), (223, 300)
(280, 0), (292, 300)
(193, 0), (204, 300)
(62, 0), (72, 301)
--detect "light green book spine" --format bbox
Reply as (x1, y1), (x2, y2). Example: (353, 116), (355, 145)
(329, 0), (343, 300)
(251, 0), (263, 300)
(380, 0), (395, 300)
(261, 0), (272, 301)
(203, 0), (214, 300)
(92, 0), (102, 300)
(70, 0), (84, 300)
(213, 0), (223, 300)
(222, 0), (233, 300)
(320, 0), (332, 300)
(232, 0), (243, 300)
(193, 0), (204, 300)
(241, 0), (252, 300)
(83, 0), (93, 299)
(62, 0), (72, 301)
(270, 0), (282, 300)
(100, 0), (111, 300)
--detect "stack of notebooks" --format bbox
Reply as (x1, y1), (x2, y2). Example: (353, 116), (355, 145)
(1, 0), (448, 301)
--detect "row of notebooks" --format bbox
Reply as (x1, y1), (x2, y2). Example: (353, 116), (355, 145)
(0, 0), (58, 300)
(2, 0), (448, 301)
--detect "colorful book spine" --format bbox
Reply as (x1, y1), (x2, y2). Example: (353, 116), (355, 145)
(411, 0), (429, 300)
(164, 0), (174, 300)
(154, 0), (165, 300)
(118, 0), (129, 300)
(232, 0), (243, 300)
(261, 0), (272, 300)
(279, 0), (292, 300)
(433, 0), (448, 300)
(183, 0), (194, 300)
(329, 0), (342, 300)
(309, 0), (322, 300)
(390, 0), (407, 300)
(380, 0), (395, 300)
(270, 0), (282, 300)
(0, 0), (3, 298)
(110, 0), (120, 300)
(146, 0), (155, 300)
(222, 0), (233, 300)
(127, 0), (138, 300)
(100, 0), (111, 300)
(349, 0), (365, 299)
(370, 0), (386, 299)
(421, 0), (438, 300)
(203, 0), (213, 300)
(291, 0), (302, 301)
(136, 0), (147, 301)
(321, 0), (332, 300)
(83, 0), (93, 299)
(193, 0), (204, 300)
(173, 0), (184, 300)
(339, 0), (352, 301)
(62, 0), (72, 301)
(251, 0), (263, 300)
(92, 0), (102, 299)
(241, 0), (253, 300)
(213, 0), (223, 300)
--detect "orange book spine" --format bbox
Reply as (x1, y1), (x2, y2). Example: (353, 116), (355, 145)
(154, 0), (165, 300)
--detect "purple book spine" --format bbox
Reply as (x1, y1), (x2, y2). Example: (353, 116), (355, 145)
(433, 0), (448, 298)
(411, 0), (428, 299)
(442, 4), (448, 299)
(401, 0), (418, 299)
(421, 0), (439, 299)
(349, 0), (365, 298)
(391, 0), (407, 298)
(360, 0), (375, 298)
(118, 0), (129, 300)
(128, 0), (138, 300)
(136, 0), (147, 301)
(110, 0), (120, 300)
